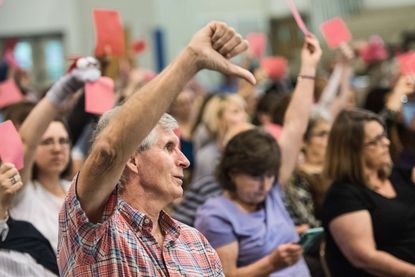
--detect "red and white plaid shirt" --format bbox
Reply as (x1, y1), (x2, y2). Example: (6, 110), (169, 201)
(58, 178), (224, 277)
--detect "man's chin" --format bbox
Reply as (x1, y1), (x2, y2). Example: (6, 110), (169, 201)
(173, 188), (184, 199)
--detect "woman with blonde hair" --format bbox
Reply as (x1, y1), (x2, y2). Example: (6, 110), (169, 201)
(192, 93), (248, 182)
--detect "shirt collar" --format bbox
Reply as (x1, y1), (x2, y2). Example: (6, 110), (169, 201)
(118, 198), (181, 240)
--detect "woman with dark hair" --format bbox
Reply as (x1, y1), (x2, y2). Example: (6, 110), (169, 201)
(10, 61), (100, 252)
(194, 34), (322, 276)
(322, 108), (415, 276)
(196, 129), (309, 276)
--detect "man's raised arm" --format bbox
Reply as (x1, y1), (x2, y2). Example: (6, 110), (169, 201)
(77, 22), (255, 222)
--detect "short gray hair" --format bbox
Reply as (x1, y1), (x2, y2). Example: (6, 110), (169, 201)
(92, 107), (178, 191)
(93, 106), (178, 151)
(138, 113), (178, 151)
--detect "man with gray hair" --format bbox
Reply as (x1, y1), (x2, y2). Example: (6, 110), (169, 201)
(57, 21), (255, 276)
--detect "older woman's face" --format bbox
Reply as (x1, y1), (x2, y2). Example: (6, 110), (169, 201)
(232, 173), (275, 205)
(362, 121), (391, 170)
(304, 120), (331, 161)
(34, 121), (70, 176)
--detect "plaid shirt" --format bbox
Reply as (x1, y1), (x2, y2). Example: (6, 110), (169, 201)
(57, 179), (224, 277)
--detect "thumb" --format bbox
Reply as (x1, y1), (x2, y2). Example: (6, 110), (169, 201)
(223, 61), (256, 85)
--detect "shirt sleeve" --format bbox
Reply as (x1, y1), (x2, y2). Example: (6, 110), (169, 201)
(59, 174), (118, 251)
(323, 183), (372, 226)
(194, 200), (237, 249)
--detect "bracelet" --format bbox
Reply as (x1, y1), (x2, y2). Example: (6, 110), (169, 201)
(400, 95), (408, 104)
(297, 75), (316, 82)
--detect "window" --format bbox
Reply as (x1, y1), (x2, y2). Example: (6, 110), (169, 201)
(0, 33), (64, 87)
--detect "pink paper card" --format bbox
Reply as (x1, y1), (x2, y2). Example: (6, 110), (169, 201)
(0, 120), (24, 170)
(85, 77), (115, 115)
(261, 56), (288, 80)
(397, 52), (415, 76)
(359, 35), (388, 64)
(284, 0), (309, 35)
(0, 79), (24, 108)
(320, 17), (352, 49)
(93, 9), (125, 57)
(246, 33), (267, 59)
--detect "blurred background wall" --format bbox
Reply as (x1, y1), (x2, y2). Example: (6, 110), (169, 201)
(0, 0), (414, 89)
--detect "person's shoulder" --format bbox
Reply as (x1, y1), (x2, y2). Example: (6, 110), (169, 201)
(195, 195), (229, 221)
(323, 181), (370, 210)
(326, 180), (363, 195)
(323, 181), (371, 211)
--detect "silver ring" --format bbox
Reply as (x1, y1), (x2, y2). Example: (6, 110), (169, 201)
(10, 176), (17, 185)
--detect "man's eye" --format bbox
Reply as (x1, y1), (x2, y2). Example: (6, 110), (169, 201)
(165, 143), (175, 151)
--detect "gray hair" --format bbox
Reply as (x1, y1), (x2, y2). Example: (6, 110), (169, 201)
(138, 113), (178, 151)
(93, 106), (178, 151)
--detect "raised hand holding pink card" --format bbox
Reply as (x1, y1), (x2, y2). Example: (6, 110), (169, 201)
(397, 52), (415, 76)
(0, 120), (24, 170)
(85, 77), (115, 115)
(284, 0), (309, 35)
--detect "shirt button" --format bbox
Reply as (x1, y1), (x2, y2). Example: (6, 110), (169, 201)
(144, 218), (150, 225)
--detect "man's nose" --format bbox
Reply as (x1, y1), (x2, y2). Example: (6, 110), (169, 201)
(177, 150), (190, 169)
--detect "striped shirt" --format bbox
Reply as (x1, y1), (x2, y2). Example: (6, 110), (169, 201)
(172, 175), (223, 226)
(0, 250), (57, 277)
(58, 179), (224, 277)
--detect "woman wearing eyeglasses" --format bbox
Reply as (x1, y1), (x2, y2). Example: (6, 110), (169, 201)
(9, 60), (100, 252)
(322, 108), (415, 277)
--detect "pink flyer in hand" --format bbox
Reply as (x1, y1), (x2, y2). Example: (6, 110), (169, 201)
(85, 77), (115, 115)
(0, 120), (24, 170)
(0, 79), (24, 108)
(284, 0), (309, 35)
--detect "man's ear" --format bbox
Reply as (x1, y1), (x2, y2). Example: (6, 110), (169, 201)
(126, 155), (139, 174)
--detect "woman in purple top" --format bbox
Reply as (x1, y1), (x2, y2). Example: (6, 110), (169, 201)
(195, 34), (322, 277)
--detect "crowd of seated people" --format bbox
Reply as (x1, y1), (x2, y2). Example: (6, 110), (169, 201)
(0, 16), (414, 277)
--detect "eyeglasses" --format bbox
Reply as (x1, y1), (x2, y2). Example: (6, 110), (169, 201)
(364, 131), (387, 147)
(39, 137), (70, 148)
